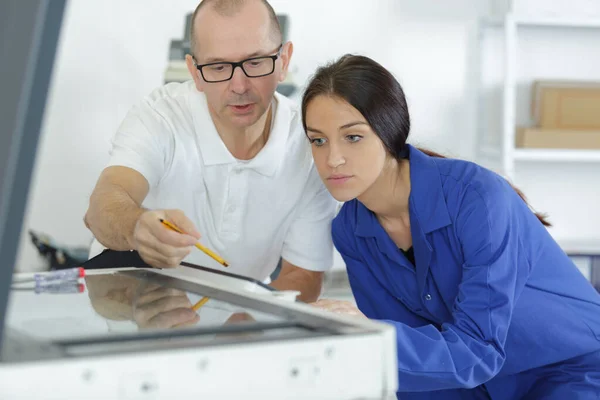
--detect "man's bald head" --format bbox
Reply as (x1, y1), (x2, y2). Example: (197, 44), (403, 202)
(189, 0), (282, 55)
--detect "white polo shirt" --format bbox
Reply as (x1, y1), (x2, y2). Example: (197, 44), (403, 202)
(94, 80), (336, 281)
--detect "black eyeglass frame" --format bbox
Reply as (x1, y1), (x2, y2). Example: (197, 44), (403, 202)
(192, 45), (283, 83)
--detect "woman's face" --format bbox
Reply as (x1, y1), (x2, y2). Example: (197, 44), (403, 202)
(305, 95), (388, 202)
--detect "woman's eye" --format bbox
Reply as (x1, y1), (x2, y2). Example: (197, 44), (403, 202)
(347, 135), (363, 143)
(310, 138), (327, 147)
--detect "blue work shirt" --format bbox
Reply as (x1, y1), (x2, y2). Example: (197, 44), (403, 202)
(332, 145), (600, 396)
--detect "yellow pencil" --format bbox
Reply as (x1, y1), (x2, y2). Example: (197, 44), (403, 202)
(159, 218), (229, 267)
(192, 296), (210, 311)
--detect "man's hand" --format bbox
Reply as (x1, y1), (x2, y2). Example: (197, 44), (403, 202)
(311, 299), (368, 319)
(133, 284), (200, 329)
(85, 167), (200, 269)
(86, 274), (141, 321)
(133, 209), (201, 268)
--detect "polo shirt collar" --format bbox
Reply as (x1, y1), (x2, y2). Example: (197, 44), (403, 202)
(190, 91), (235, 166)
(243, 93), (291, 177)
(190, 90), (290, 178)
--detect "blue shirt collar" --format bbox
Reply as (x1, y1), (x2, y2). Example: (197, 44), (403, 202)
(355, 144), (452, 237)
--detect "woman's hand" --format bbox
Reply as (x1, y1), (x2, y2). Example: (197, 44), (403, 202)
(310, 299), (367, 319)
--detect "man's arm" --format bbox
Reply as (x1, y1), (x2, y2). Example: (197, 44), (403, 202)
(270, 259), (323, 303)
(276, 164), (337, 303)
(84, 166), (200, 267)
(84, 166), (149, 250)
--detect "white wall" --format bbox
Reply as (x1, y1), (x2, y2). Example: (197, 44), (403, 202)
(17, 0), (201, 271)
(15, 0), (600, 272)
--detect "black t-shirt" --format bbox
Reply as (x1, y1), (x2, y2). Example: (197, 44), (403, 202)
(400, 246), (415, 266)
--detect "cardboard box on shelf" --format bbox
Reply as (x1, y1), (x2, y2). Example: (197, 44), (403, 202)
(532, 80), (600, 130)
(516, 127), (600, 150)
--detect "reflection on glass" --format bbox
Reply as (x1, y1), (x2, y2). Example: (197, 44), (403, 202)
(5, 271), (288, 345)
(86, 273), (285, 333)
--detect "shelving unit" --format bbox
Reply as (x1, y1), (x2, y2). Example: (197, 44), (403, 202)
(475, 13), (600, 180)
(475, 7), (600, 287)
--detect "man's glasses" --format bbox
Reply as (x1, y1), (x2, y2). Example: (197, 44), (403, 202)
(193, 45), (282, 83)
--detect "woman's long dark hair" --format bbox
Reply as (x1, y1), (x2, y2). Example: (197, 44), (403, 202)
(301, 54), (551, 227)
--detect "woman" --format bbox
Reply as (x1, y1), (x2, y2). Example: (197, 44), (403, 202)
(302, 54), (600, 399)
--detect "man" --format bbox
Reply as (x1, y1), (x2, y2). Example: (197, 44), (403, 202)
(84, 0), (336, 305)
